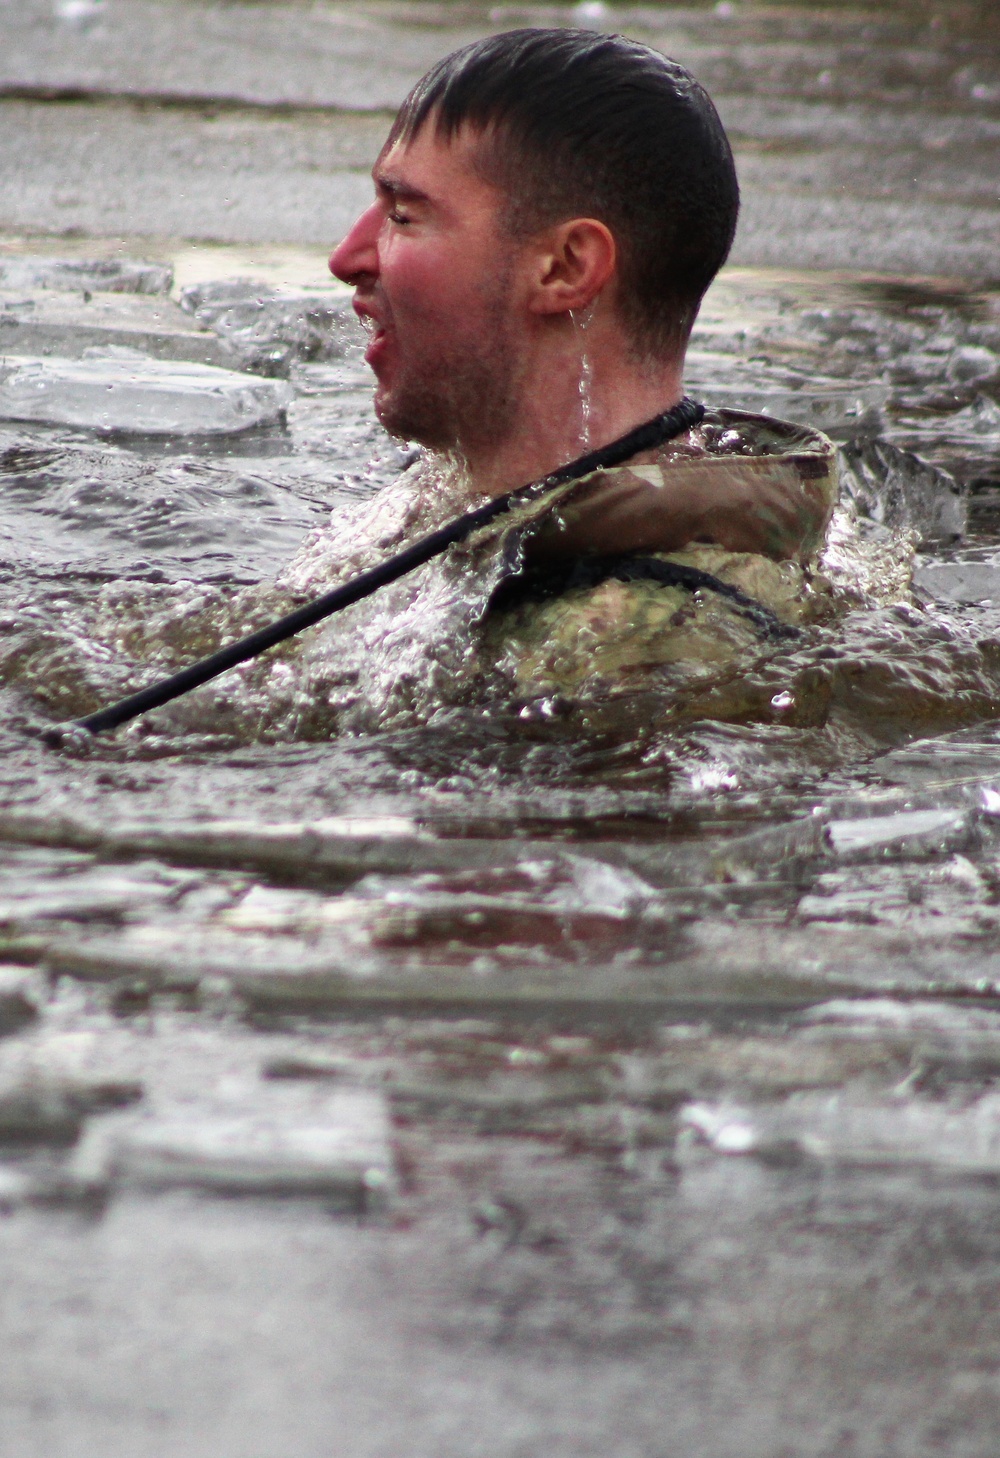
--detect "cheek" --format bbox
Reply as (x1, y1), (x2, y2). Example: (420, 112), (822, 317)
(382, 238), (483, 324)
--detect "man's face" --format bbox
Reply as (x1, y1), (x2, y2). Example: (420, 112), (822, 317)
(329, 122), (526, 454)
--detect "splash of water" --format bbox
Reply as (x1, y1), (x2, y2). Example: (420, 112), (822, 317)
(570, 307), (595, 452)
(0, 403), (975, 760)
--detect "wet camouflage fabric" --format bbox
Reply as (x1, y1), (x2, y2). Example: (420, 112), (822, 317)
(483, 409), (840, 697)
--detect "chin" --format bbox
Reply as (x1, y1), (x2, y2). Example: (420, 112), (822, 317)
(375, 386), (452, 452)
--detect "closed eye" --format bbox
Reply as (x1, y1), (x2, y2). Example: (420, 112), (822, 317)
(373, 166), (428, 226)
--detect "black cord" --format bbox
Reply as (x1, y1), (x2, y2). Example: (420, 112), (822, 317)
(51, 397), (705, 739)
(491, 552), (802, 643)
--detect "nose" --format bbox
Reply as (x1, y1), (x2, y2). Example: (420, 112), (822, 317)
(329, 200), (382, 286)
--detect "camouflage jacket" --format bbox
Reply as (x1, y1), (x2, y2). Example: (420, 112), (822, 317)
(522, 407), (837, 567)
(481, 408), (838, 696)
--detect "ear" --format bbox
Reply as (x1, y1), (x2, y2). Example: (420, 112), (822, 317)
(527, 218), (617, 316)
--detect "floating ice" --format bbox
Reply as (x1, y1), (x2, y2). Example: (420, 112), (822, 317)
(838, 436), (967, 545)
(804, 998), (1000, 1033)
(0, 256), (171, 295)
(688, 352), (890, 437)
(179, 278), (356, 375)
(0, 290), (234, 368)
(72, 1089), (393, 1202)
(52, 0), (105, 25)
(913, 560), (1000, 603)
(898, 394), (1000, 451)
(947, 345), (999, 384)
(0, 967), (39, 1036)
(0, 353), (293, 436)
(827, 807), (973, 859)
(683, 1090), (1000, 1176)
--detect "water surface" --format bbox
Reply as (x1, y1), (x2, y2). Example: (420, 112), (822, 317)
(2, 1), (1000, 1447)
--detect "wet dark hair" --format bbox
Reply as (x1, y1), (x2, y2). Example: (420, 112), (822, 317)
(388, 28), (739, 358)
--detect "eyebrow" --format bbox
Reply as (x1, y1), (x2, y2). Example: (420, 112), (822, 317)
(373, 169), (431, 205)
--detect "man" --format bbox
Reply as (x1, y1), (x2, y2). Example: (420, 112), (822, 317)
(330, 29), (835, 553)
(291, 28), (838, 703)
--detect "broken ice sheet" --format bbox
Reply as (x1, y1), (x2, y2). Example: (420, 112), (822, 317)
(804, 998), (1000, 1036)
(680, 1087), (1000, 1176)
(71, 1087), (393, 1205)
(838, 436), (967, 545)
(913, 560), (1000, 604)
(218, 854), (670, 955)
(796, 854), (996, 933)
(178, 278), (357, 374)
(0, 257), (172, 295)
(0, 354), (293, 436)
(679, 1001), (1000, 1170)
(685, 351), (890, 435)
(801, 998), (1000, 1083)
(0, 857), (206, 928)
(892, 395), (1000, 464)
(826, 807), (976, 860)
(871, 725), (1000, 792)
(0, 1027), (144, 1149)
(0, 966), (40, 1036)
(636, 1024), (910, 1100)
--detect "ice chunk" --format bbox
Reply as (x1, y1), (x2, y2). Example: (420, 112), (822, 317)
(682, 1090), (1000, 1176)
(179, 278), (357, 375)
(0, 966), (39, 1037)
(897, 394), (1000, 453)
(0, 1069), (140, 1147)
(694, 370), (889, 437)
(838, 436), (967, 545)
(681, 1101), (759, 1153)
(913, 561), (1000, 604)
(0, 290), (234, 367)
(751, 383), (889, 434)
(0, 256), (172, 295)
(947, 344), (999, 384)
(708, 811), (831, 883)
(805, 998), (1000, 1034)
(218, 852), (665, 953)
(0, 1166), (31, 1207)
(827, 807), (974, 860)
(73, 1089), (393, 1204)
(0, 354), (293, 436)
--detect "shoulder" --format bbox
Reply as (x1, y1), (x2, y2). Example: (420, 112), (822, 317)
(661, 407), (836, 484)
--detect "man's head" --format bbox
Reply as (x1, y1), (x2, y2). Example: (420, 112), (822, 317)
(331, 29), (738, 455)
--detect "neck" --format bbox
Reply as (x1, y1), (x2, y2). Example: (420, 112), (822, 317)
(459, 315), (686, 498)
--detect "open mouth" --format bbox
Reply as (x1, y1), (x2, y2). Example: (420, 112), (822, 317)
(358, 314), (388, 367)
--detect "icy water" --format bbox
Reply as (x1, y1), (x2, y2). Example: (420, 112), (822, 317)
(2, 0), (1000, 1450)
(1, 255), (1000, 1451)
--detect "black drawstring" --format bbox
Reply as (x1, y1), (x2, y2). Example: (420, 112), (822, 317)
(491, 552), (802, 642)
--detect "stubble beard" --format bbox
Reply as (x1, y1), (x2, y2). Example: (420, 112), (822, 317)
(373, 270), (523, 461)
